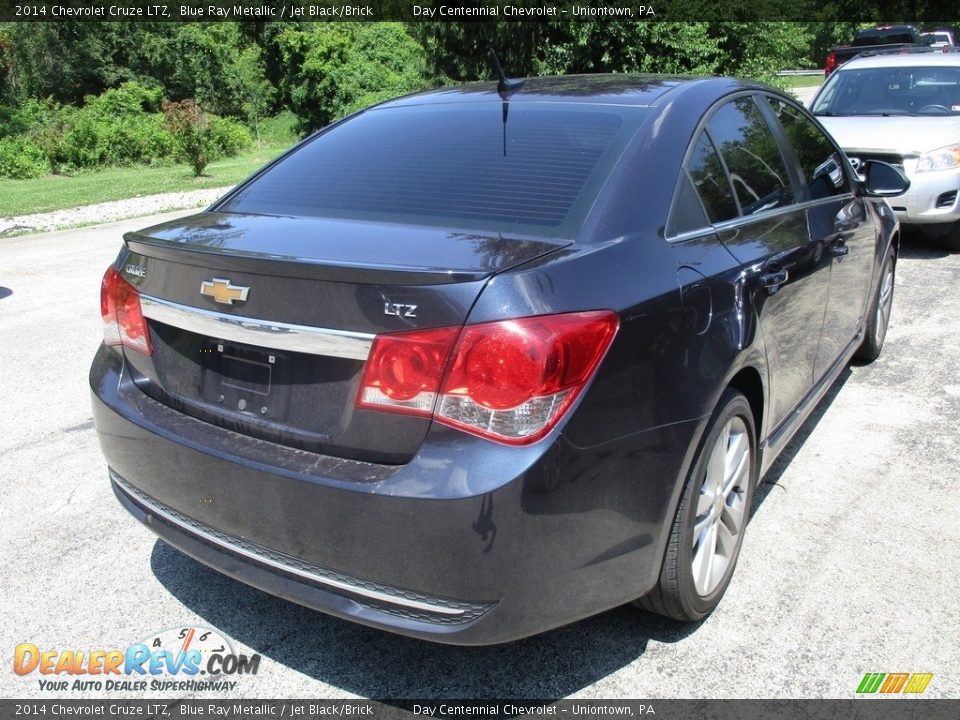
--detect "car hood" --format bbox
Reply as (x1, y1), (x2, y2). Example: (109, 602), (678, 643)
(817, 115), (960, 155)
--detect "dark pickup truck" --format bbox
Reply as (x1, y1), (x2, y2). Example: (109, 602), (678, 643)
(825, 25), (931, 76)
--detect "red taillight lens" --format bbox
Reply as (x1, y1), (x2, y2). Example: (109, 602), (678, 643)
(100, 266), (152, 356)
(356, 311), (619, 445)
(824, 51), (838, 77)
(357, 326), (460, 415)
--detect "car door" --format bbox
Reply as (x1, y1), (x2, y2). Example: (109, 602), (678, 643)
(697, 96), (833, 435)
(763, 96), (878, 380)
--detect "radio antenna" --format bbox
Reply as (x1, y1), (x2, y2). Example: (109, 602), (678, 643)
(488, 49), (525, 95)
(488, 49), (524, 157)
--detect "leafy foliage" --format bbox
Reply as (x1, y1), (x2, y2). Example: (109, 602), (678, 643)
(0, 134), (47, 179)
(535, 22), (721, 76)
(162, 99), (213, 177)
(275, 23), (426, 133)
(59, 83), (173, 170)
(0, 20), (942, 181)
(0, 81), (251, 178)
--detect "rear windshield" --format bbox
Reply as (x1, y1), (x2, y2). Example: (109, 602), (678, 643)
(219, 103), (650, 238)
(812, 66), (960, 116)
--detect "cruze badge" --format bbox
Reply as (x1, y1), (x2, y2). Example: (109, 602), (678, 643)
(201, 278), (250, 305)
(384, 301), (417, 318)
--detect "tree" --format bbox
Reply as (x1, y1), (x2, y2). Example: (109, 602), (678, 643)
(163, 99), (212, 177)
(534, 22), (720, 76)
(234, 45), (273, 145)
(275, 23), (426, 133)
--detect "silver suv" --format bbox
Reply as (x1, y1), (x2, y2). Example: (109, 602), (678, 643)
(812, 50), (960, 249)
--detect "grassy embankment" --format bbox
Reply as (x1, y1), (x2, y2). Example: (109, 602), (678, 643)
(0, 114), (299, 217)
(779, 73), (825, 89)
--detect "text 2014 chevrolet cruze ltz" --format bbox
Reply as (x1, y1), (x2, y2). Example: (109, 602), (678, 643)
(91, 74), (907, 644)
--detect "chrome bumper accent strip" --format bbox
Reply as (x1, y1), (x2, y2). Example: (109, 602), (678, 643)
(139, 295), (374, 360)
(112, 473), (479, 619)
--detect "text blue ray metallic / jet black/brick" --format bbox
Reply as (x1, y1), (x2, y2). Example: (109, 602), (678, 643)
(90, 74), (908, 644)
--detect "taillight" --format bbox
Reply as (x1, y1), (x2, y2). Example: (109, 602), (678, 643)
(357, 326), (459, 415)
(824, 51), (838, 77)
(357, 311), (619, 445)
(100, 266), (152, 356)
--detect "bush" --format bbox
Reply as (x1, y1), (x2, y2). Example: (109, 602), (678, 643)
(258, 110), (300, 146)
(207, 116), (252, 158)
(0, 99), (52, 139)
(0, 135), (48, 179)
(1, 82), (253, 179)
(57, 82), (175, 170)
(163, 99), (213, 176)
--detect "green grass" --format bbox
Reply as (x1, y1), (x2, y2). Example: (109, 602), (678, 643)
(779, 74), (824, 89)
(0, 140), (294, 217)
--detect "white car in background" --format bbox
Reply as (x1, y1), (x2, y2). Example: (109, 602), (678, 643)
(922, 30), (956, 48)
(812, 50), (960, 250)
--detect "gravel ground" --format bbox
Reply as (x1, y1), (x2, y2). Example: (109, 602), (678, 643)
(0, 186), (230, 237)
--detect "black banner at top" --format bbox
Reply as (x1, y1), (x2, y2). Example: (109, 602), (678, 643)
(1, 0), (960, 22)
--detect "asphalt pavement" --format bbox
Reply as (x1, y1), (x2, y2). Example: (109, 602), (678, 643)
(1, 212), (957, 699)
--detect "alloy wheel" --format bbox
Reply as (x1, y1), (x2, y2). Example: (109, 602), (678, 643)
(692, 416), (751, 596)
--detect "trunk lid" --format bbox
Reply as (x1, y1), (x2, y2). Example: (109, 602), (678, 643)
(119, 211), (570, 464)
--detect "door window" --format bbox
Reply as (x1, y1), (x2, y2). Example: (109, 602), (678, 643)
(707, 98), (795, 216)
(766, 97), (850, 201)
(680, 132), (739, 228)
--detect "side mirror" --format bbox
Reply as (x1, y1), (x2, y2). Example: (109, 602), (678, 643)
(862, 160), (910, 197)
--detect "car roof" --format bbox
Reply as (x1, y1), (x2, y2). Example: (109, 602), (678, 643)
(840, 50), (960, 70)
(373, 74), (768, 111)
(858, 25), (918, 36)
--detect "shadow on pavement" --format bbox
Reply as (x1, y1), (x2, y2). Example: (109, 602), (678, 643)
(150, 540), (700, 698)
(898, 227), (954, 259)
(753, 366), (851, 510)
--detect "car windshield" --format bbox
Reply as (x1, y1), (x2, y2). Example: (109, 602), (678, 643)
(220, 103), (651, 238)
(812, 66), (960, 116)
(853, 31), (916, 46)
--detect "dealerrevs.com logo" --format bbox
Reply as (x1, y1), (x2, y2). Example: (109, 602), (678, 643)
(14, 626), (260, 692)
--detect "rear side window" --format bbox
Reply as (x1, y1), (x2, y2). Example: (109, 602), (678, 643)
(220, 103), (649, 237)
(686, 132), (738, 224)
(707, 98), (794, 216)
(766, 97), (849, 200)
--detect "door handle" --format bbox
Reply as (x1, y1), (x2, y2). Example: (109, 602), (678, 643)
(760, 267), (789, 295)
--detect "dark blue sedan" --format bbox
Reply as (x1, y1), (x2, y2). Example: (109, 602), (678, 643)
(91, 74), (906, 644)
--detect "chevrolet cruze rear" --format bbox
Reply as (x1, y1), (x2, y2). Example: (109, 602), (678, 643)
(91, 75), (904, 643)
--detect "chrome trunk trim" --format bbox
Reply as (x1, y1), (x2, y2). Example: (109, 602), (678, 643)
(140, 295), (374, 360)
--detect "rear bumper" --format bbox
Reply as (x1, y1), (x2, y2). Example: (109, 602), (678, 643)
(91, 345), (692, 644)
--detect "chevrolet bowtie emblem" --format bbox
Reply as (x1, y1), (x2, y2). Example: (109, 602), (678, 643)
(200, 278), (250, 305)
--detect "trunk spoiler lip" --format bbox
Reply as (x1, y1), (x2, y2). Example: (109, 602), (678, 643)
(124, 235), (493, 285)
(124, 216), (574, 286)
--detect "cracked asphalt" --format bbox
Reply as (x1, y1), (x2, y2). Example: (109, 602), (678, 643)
(0, 213), (957, 700)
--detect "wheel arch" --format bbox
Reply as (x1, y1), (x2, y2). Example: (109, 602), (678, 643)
(727, 365), (764, 446)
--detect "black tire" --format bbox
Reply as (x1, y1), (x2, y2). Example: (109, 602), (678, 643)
(637, 390), (757, 621)
(855, 246), (895, 362)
